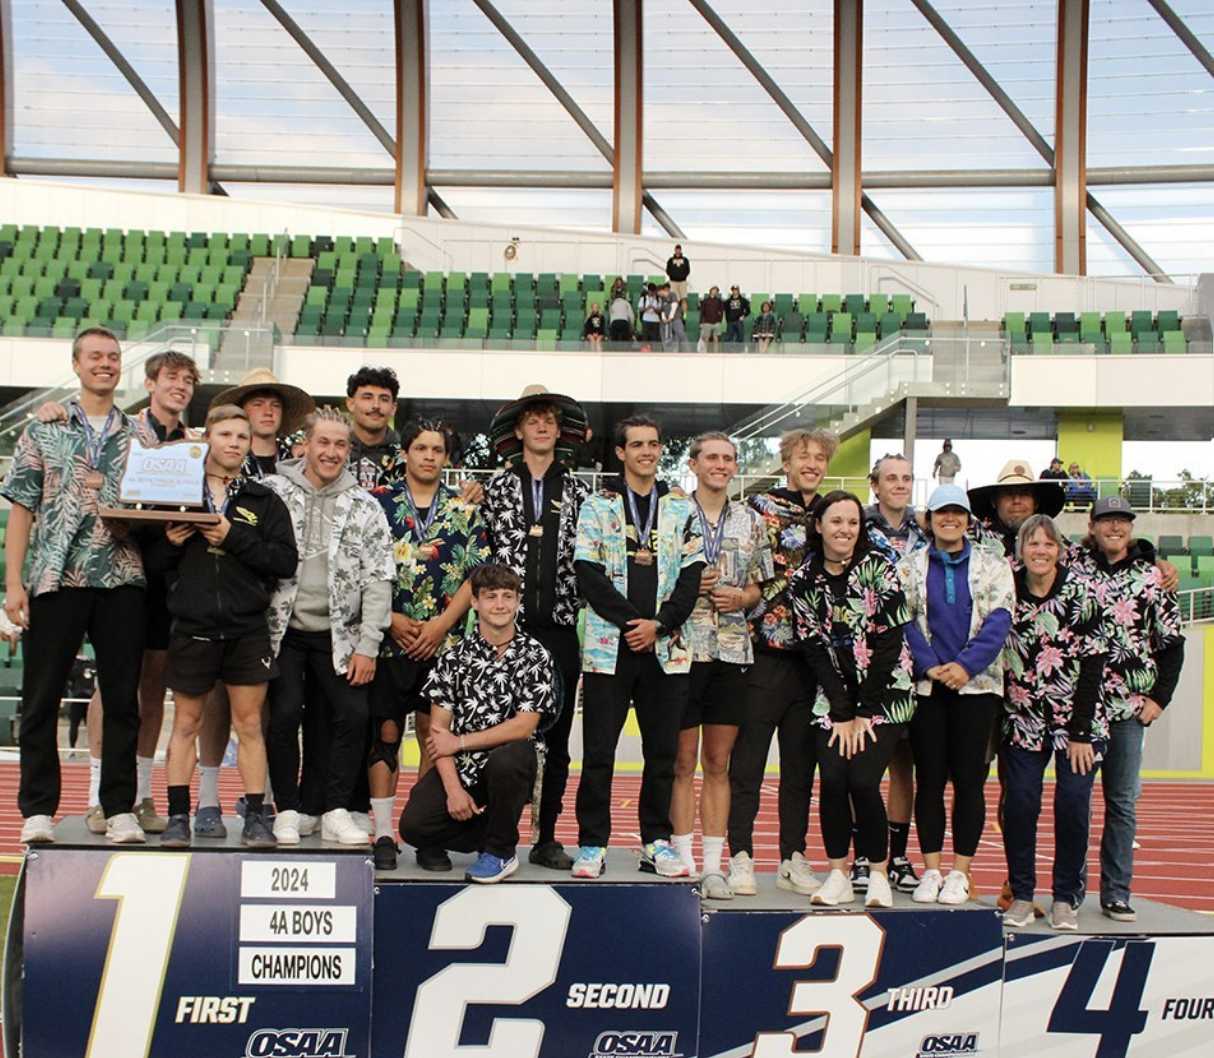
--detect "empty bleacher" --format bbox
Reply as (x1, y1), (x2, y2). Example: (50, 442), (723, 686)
(1002, 309), (1189, 354)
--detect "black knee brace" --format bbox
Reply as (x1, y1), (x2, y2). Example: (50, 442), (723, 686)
(368, 735), (402, 773)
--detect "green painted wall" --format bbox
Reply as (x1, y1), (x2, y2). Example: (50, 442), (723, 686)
(831, 427), (872, 493)
(1057, 410), (1123, 479)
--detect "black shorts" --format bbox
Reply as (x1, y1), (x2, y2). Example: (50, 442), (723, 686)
(166, 633), (277, 696)
(369, 654), (437, 724)
(682, 659), (748, 729)
(144, 574), (172, 651)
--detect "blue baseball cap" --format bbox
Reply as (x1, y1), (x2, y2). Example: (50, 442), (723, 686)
(926, 484), (973, 514)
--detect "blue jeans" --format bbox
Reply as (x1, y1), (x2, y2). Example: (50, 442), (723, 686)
(1099, 717), (1145, 905)
(1001, 742), (1098, 907)
(723, 319), (744, 344)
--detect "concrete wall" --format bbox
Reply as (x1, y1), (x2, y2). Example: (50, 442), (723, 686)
(1055, 512), (1214, 540)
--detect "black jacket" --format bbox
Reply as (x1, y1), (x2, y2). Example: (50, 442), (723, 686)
(148, 479), (298, 640)
(725, 295), (750, 322)
(665, 254), (690, 281)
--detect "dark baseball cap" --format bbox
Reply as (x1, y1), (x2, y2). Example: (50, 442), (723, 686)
(1091, 496), (1136, 521)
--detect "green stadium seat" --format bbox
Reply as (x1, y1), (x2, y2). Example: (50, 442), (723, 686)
(844, 294), (866, 316)
(1109, 331), (1132, 355)
(1032, 333), (1053, 355)
(1136, 333), (1161, 353)
(1130, 310), (1153, 337)
(868, 293), (889, 317)
(1163, 331), (1186, 354)
(829, 312), (852, 343)
(890, 293), (914, 320)
(799, 294), (819, 316)
(1189, 536), (1214, 557)
(1028, 312), (1051, 337)
(1157, 310), (1180, 333)
(1079, 312), (1102, 344)
(1157, 534), (1186, 557)
(820, 294), (842, 314)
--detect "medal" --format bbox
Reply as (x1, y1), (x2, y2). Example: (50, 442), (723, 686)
(694, 494), (729, 566)
(405, 483), (440, 545)
(528, 524), (544, 538)
(84, 470), (104, 490)
(634, 549), (654, 565)
(625, 486), (658, 563)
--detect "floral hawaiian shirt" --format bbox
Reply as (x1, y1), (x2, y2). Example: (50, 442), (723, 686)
(424, 625), (558, 788)
(865, 504), (930, 560)
(748, 487), (821, 652)
(2, 400), (144, 596)
(374, 481), (490, 658)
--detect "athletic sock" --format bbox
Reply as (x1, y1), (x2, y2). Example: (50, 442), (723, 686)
(136, 755), (154, 802)
(703, 836), (725, 877)
(198, 765), (221, 810)
(370, 797), (395, 841)
(672, 833), (696, 873)
(88, 755), (101, 807)
(889, 821), (910, 860)
(167, 785), (190, 818)
(244, 793), (265, 816)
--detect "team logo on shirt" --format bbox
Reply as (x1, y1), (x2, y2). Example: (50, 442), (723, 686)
(916, 1032), (980, 1057)
(234, 506), (259, 526)
(243, 1027), (351, 1057)
(589, 1030), (682, 1057)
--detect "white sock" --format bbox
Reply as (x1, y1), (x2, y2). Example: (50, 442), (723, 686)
(88, 756), (102, 807)
(703, 835), (725, 876)
(198, 765), (221, 810)
(370, 797), (395, 841)
(672, 832), (696, 872)
(136, 755), (154, 802)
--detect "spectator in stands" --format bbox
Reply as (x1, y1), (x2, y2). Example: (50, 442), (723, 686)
(670, 433), (772, 898)
(610, 276), (626, 301)
(1040, 457), (1069, 481)
(1066, 462), (1097, 506)
(153, 405), (297, 850)
(399, 564), (558, 884)
(899, 485), (1014, 906)
(638, 283), (664, 347)
(665, 295), (688, 352)
(583, 302), (606, 349)
(698, 286), (725, 352)
(665, 245), (691, 300)
(572, 415), (705, 879)
(264, 408), (394, 848)
(729, 427), (838, 898)
(4, 327), (148, 845)
(791, 492), (915, 907)
(608, 289), (635, 343)
(932, 439), (961, 485)
(482, 386), (593, 872)
(753, 301), (777, 353)
(659, 282), (678, 349)
(1076, 496), (1184, 923)
(363, 420), (489, 869)
(1000, 514), (1107, 931)
(723, 286), (751, 345)
(346, 366), (403, 490)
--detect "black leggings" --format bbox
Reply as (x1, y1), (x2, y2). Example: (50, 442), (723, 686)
(817, 723), (904, 861)
(910, 687), (1000, 857)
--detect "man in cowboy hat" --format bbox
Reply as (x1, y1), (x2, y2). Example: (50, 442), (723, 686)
(211, 368), (315, 481)
(481, 384), (592, 870)
(967, 459), (1066, 560)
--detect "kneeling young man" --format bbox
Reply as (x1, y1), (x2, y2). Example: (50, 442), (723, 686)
(153, 406), (298, 847)
(400, 564), (558, 883)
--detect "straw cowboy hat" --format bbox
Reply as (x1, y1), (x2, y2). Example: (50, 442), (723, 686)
(488, 384), (591, 467)
(968, 458), (1066, 521)
(210, 368), (316, 436)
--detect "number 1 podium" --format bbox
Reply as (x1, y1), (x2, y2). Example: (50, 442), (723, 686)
(6, 819), (1213, 1058)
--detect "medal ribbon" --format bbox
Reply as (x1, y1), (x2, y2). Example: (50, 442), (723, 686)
(695, 496), (729, 565)
(75, 404), (118, 469)
(530, 476), (545, 524)
(625, 487), (658, 552)
(406, 483), (440, 544)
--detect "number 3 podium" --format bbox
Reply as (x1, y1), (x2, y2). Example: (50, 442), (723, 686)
(6, 822), (1213, 1058)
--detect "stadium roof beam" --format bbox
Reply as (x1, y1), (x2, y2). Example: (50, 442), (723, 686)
(688, 0), (918, 261)
(176, 0), (217, 195)
(613, 0), (643, 235)
(0, 0), (11, 179)
(1055, 0), (1089, 275)
(832, 0), (863, 255)
(1146, 0), (1214, 78)
(909, 0), (1169, 283)
(469, 0), (681, 238)
(395, 0), (428, 217)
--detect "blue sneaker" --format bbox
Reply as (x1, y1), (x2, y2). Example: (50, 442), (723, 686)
(640, 840), (690, 878)
(572, 846), (607, 878)
(194, 805), (226, 838)
(465, 852), (519, 884)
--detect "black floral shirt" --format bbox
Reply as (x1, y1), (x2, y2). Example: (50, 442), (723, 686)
(423, 626), (559, 788)
(748, 488), (822, 651)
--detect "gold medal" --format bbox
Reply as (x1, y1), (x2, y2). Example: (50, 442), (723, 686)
(528, 524), (544, 538)
(634, 548), (654, 565)
(84, 470), (104, 490)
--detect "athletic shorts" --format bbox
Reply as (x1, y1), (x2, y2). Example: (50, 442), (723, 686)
(167, 633), (276, 696)
(682, 659), (748, 729)
(369, 654), (437, 723)
(144, 574), (172, 651)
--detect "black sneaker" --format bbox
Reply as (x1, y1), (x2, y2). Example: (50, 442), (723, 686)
(160, 813), (192, 849)
(373, 835), (399, 871)
(528, 841), (574, 871)
(849, 857), (870, 893)
(1102, 899), (1137, 923)
(241, 810), (277, 849)
(889, 856), (920, 893)
(417, 846), (453, 872)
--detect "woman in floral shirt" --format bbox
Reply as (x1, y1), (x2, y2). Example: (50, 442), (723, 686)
(790, 491), (914, 909)
(1000, 515), (1107, 931)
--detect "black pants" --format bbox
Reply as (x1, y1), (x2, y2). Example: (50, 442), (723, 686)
(20, 587), (145, 818)
(269, 629), (369, 814)
(577, 649), (688, 847)
(728, 651), (817, 861)
(527, 624), (580, 844)
(400, 741), (537, 858)
(608, 320), (632, 342)
(911, 686), (1000, 857)
(641, 320), (661, 343)
(817, 723), (904, 861)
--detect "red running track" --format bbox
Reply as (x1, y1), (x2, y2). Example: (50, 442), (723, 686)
(0, 762), (1209, 913)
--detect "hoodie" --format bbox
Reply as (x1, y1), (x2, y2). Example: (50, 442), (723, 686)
(349, 428), (403, 490)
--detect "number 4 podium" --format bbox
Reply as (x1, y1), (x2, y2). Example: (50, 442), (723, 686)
(5, 821), (1213, 1058)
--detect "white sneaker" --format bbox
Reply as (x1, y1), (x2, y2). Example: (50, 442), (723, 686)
(21, 815), (55, 844)
(350, 811), (374, 834)
(322, 808), (370, 846)
(728, 851), (757, 896)
(938, 869), (971, 906)
(811, 869), (855, 906)
(777, 851), (823, 895)
(105, 812), (147, 844)
(297, 813), (320, 836)
(273, 809), (301, 846)
(865, 870), (893, 908)
(913, 868), (944, 903)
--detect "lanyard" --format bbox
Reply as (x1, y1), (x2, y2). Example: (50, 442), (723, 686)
(530, 476), (544, 523)
(406, 483), (440, 544)
(694, 495), (729, 565)
(626, 487), (657, 549)
(204, 476), (240, 515)
(75, 405), (118, 468)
